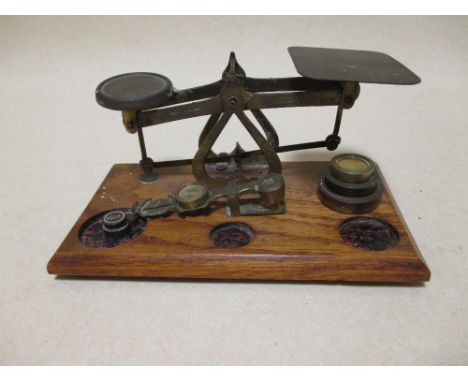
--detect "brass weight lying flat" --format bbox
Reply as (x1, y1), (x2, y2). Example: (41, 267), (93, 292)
(133, 173), (286, 219)
(175, 182), (211, 211)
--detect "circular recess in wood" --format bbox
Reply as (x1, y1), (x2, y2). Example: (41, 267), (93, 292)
(210, 222), (254, 249)
(339, 216), (399, 251)
(79, 208), (146, 248)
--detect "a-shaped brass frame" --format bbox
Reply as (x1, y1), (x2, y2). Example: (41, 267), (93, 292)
(120, 52), (359, 186)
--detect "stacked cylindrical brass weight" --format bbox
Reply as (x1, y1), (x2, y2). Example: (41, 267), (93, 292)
(318, 154), (383, 214)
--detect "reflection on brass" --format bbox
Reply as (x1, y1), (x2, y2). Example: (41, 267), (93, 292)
(122, 111), (137, 134)
(330, 153), (376, 183)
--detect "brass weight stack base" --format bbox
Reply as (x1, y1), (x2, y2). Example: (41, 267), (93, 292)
(318, 154), (383, 214)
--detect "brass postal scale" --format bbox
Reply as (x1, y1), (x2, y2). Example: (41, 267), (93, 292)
(48, 47), (431, 283)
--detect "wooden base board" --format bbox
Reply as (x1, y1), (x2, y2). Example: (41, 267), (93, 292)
(47, 162), (430, 283)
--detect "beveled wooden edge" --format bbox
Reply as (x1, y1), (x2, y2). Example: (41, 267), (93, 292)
(376, 166), (431, 281)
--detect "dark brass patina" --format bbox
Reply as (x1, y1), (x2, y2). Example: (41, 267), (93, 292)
(95, 46), (419, 216)
(96, 47), (420, 186)
(134, 172), (285, 218)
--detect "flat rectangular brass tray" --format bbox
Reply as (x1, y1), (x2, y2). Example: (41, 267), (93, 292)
(288, 46), (421, 84)
(47, 161), (430, 283)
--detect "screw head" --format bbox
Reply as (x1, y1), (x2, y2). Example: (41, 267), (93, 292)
(326, 134), (341, 150)
(228, 97), (238, 106)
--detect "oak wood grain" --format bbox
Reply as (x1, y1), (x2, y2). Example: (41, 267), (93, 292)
(47, 162), (430, 283)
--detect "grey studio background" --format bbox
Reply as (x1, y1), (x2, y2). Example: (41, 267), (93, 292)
(0, 16), (467, 365)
